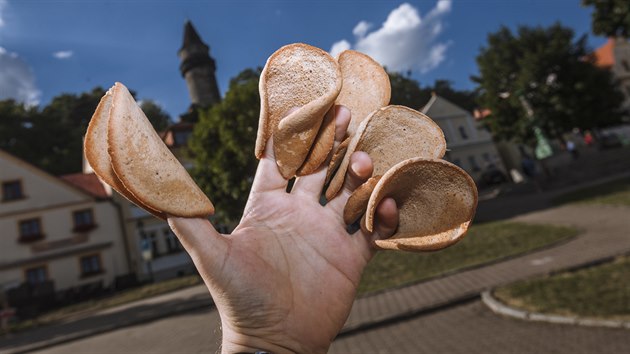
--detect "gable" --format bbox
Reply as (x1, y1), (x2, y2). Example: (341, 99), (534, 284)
(0, 150), (92, 215)
(422, 95), (471, 119)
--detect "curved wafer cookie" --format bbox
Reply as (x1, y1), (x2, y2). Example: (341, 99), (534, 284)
(257, 43), (342, 178)
(367, 158), (477, 252)
(107, 83), (214, 218)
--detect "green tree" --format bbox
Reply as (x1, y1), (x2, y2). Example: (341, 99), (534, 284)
(583, 0), (630, 38)
(38, 87), (106, 174)
(189, 68), (261, 224)
(389, 71), (430, 109)
(474, 24), (626, 147)
(431, 79), (478, 113)
(1, 87), (169, 176)
(0, 100), (35, 158)
(140, 100), (172, 132)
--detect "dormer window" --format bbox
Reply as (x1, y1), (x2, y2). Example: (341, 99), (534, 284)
(459, 126), (469, 140)
(174, 131), (191, 147)
(2, 180), (24, 201)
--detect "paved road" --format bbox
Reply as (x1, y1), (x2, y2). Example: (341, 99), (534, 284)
(332, 300), (630, 354)
(27, 203), (630, 354)
(34, 300), (630, 354)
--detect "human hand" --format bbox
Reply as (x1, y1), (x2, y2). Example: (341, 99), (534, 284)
(168, 106), (398, 354)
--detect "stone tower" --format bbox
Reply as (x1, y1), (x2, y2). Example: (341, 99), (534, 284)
(178, 20), (221, 110)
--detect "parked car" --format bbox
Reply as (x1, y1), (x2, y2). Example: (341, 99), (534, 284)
(599, 133), (623, 150)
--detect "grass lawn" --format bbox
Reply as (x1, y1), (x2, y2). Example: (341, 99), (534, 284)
(493, 256), (630, 321)
(1, 274), (202, 335)
(553, 177), (630, 207)
(358, 221), (578, 295)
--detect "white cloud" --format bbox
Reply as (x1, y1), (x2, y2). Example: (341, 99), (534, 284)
(53, 50), (74, 59)
(0, 0), (7, 27)
(0, 46), (41, 106)
(330, 40), (351, 58)
(330, 0), (452, 74)
(353, 21), (372, 38)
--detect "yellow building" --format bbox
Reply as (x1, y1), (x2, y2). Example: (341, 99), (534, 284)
(0, 149), (131, 297)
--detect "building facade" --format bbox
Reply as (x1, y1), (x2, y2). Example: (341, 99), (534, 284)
(0, 150), (130, 298)
(421, 94), (506, 182)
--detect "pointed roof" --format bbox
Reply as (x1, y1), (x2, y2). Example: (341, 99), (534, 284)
(0, 149), (100, 206)
(180, 20), (208, 52)
(592, 38), (615, 69)
(60, 173), (109, 199)
(421, 93), (471, 119)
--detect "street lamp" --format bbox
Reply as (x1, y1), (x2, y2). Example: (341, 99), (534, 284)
(136, 219), (154, 283)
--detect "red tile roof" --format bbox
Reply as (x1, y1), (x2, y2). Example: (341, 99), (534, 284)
(60, 173), (110, 199)
(474, 108), (492, 120)
(592, 38), (615, 68)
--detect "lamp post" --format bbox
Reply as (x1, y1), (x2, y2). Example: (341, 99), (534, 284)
(136, 219), (154, 283)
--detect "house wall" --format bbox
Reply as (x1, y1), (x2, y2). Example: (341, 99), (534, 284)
(612, 39), (630, 110)
(423, 95), (507, 183)
(0, 151), (129, 292)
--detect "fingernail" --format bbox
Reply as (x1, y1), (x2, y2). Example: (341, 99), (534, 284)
(351, 162), (361, 174)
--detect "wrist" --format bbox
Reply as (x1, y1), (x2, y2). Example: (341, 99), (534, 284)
(221, 325), (328, 354)
(220, 332), (296, 354)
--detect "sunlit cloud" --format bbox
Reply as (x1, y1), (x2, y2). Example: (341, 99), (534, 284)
(0, 46), (41, 106)
(0, 0), (7, 27)
(0, 1), (41, 106)
(330, 0), (452, 74)
(53, 50), (74, 59)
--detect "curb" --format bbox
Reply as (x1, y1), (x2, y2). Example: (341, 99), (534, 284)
(481, 291), (630, 330)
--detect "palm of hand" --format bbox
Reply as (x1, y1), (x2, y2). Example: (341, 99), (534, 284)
(220, 187), (372, 352)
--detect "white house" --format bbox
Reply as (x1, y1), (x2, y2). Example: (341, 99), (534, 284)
(421, 94), (506, 182)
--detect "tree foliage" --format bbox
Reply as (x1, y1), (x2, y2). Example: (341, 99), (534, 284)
(583, 0), (630, 38)
(0, 87), (171, 175)
(474, 23), (626, 147)
(189, 68), (261, 224)
(140, 99), (172, 132)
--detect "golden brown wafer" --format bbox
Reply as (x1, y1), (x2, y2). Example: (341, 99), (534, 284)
(367, 158), (477, 252)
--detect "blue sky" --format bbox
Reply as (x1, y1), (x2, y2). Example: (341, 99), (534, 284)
(0, 0), (605, 120)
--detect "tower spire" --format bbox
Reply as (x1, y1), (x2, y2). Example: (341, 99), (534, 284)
(178, 20), (221, 115)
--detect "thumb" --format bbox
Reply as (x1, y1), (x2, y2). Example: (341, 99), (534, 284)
(167, 217), (229, 277)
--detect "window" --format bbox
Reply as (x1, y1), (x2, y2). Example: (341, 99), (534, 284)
(73, 209), (96, 232)
(80, 254), (103, 277)
(18, 218), (44, 243)
(2, 180), (24, 201)
(25, 265), (47, 285)
(147, 231), (160, 257)
(458, 126), (469, 140)
(163, 228), (180, 254)
(468, 156), (480, 172)
(174, 131), (191, 147)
